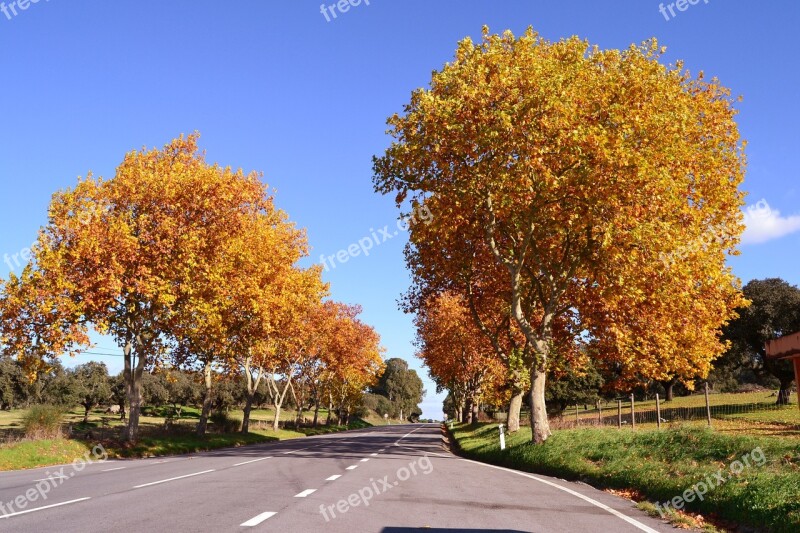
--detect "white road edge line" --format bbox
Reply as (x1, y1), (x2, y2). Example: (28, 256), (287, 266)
(326, 475), (342, 481)
(133, 469), (215, 489)
(101, 467), (126, 472)
(240, 511), (277, 526)
(0, 497), (91, 519)
(233, 457), (272, 467)
(295, 489), (316, 497)
(346, 465), (358, 470)
(459, 458), (660, 533)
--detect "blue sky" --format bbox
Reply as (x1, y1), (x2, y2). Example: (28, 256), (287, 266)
(1, 1), (798, 419)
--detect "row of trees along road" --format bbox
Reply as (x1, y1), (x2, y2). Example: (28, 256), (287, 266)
(374, 28), (748, 443)
(0, 135), (384, 442)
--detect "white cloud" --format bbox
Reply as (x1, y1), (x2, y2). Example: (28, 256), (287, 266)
(742, 204), (800, 245)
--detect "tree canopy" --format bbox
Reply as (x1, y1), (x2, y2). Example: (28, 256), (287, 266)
(375, 27), (747, 442)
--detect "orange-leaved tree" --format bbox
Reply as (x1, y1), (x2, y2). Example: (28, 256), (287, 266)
(0, 265), (91, 380)
(28, 134), (278, 442)
(415, 291), (504, 424)
(374, 28), (747, 442)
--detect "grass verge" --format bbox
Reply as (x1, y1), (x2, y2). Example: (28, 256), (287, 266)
(0, 418), (373, 470)
(0, 438), (96, 471)
(449, 423), (800, 533)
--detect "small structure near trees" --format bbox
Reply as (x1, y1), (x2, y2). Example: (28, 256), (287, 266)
(765, 331), (800, 410)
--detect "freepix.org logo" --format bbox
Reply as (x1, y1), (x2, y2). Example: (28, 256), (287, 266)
(1, 0), (50, 22)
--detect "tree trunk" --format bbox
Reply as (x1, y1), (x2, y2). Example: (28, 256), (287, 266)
(506, 390), (523, 432)
(777, 377), (793, 405)
(241, 358), (262, 434)
(464, 399), (474, 424)
(272, 377), (292, 431)
(241, 392), (254, 434)
(295, 389), (304, 427)
(83, 405), (90, 424)
(197, 361), (213, 437)
(326, 393), (333, 425)
(471, 400), (479, 424)
(313, 396), (320, 428)
(529, 367), (551, 443)
(122, 340), (146, 443)
(661, 378), (676, 402)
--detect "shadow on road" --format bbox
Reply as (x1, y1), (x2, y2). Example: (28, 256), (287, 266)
(383, 529), (529, 533)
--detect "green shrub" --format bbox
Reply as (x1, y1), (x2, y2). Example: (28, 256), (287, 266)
(22, 405), (65, 439)
(210, 411), (241, 433)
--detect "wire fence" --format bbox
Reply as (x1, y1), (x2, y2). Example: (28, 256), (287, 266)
(496, 388), (800, 434)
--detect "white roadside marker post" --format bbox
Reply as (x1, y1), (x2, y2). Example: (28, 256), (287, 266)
(499, 424), (506, 450)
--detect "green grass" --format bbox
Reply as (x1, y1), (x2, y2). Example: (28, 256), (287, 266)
(556, 391), (800, 435)
(108, 431), (279, 458)
(0, 403), (374, 470)
(450, 423), (800, 533)
(0, 438), (98, 470)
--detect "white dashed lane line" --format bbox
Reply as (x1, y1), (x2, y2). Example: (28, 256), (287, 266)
(240, 511), (277, 527)
(233, 457), (272, 467)
(326, 475), (342, 481)
(0, 497), (91, 519)
(294, 489), (316, 498)
(360, 458), (369, 462)
(345, 465), (358, 470)
(101, 467), (126, 472)
(132, 469), (215, 489)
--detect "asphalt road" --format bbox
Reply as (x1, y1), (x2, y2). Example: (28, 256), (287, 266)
(0, 424), (676, 532)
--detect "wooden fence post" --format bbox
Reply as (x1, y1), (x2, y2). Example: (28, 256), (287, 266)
(630, 394), (636, 429)
(656, 393), (661, 429)
(617, 400), (622, 428)
(705, 382), (712, 427)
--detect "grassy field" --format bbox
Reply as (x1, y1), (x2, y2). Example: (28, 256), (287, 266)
(547, 391), (800, 437)
(569, 390), (797, 416)
(449, 423), (800, 533)
(0, 404), (374, 470)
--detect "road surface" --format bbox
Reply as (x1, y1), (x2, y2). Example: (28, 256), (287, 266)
(0, 424), (676, 532)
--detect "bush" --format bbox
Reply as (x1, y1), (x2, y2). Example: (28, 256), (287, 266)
(22, 405), (65, 439)
(209, 411), (241, 433)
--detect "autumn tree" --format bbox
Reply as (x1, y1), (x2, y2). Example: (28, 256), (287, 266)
(324, 311), (384, 425)
(415, 291), (504, 423)
(0, 266), (90, 382)
(13, 134), (286, 442)
(374, 28), (747, 442)
(402, 227), (531, 430)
